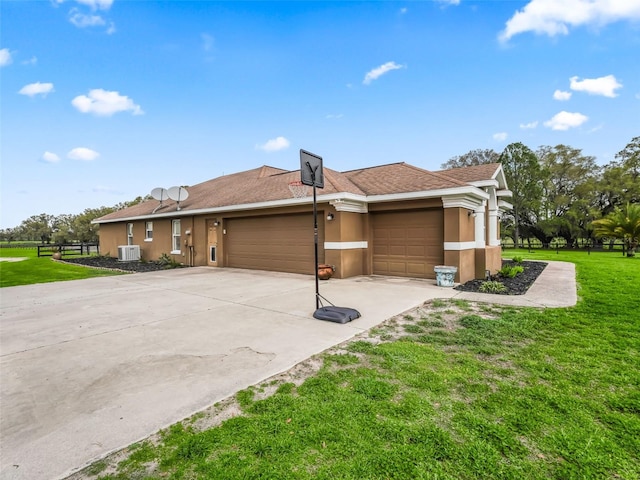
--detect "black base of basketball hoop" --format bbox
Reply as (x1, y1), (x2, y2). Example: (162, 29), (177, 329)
(299, 149), (361, 325)
(313, 294), (361, 324)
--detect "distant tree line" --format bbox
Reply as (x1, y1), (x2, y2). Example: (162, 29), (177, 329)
(0, 196), (149, 245)
(441, 136), (639, 256)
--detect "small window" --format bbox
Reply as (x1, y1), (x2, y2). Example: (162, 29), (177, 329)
(210, 246), (217, 263)
(127, 223), (134, 245)
(145, 221), (153, 241)
(172, 219), (181, 253)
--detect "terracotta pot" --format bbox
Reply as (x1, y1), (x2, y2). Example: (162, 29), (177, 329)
(318, 264), (335, 280)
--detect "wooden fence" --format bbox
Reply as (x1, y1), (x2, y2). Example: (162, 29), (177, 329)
(36, 243), (100, 257)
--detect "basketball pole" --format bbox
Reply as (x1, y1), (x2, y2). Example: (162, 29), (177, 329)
(312, 181), (320, 310)
(306, 160), (321, 310)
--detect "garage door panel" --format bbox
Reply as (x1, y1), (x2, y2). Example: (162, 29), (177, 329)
(372, 209), (443, 279)
(226, 214), (323, 275)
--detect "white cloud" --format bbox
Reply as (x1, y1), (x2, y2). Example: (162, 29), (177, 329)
(22, 56), (38, 66)
(256, 136), (290, 152)
(553, 89), (572, 101)
(106, 22), (116, 35)
(493, 132), (508, 141)
(68, 147), (100, 161)
(201, 33), (214, 52)
(75, 0), (114, 10)
(69, 9), (106, 28)
(569, 75), (622, 98)
(437, 0), (460, 5)
(363, 61), (405, 85)
(71, 89), (144, 116)
(520, 121), (539, 129)
(326, 113), (344, 119)
(499, 0), (640, 42)
(0, 48), (12, 67)
(399, 7), (408, 14)
(544, 111), (589, 130)
(42, 151), (61, 163)
(18, 82), (55, 97)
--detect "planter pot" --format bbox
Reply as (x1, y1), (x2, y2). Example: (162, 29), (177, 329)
(318, 264), (335, 280)
(52, 252), (62, 260)
(434, 265), (457, 287)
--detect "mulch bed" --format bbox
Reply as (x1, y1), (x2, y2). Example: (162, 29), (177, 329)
(61, 256), (175, 273)
(454, 260), (547, 295)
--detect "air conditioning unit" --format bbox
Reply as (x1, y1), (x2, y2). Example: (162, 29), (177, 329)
(117, 245), (140, 262)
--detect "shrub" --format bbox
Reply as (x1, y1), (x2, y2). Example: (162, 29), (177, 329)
(158, 253), (181, 269)
(479, 281), (507, 293)
(499, 264), (524, 278)
(511, 255), (524, 264)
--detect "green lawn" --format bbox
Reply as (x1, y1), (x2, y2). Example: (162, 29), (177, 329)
(0, 248), (122, 287)
(70, 251), (640, 479)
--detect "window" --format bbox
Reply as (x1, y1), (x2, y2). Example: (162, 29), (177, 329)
(127, 223), (134, 245)
(172, 220), (181, 253)
(210, 245), (217, 263)
(145, 221), (153, 241)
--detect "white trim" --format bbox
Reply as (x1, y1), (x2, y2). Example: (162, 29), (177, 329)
(368, 186), (489, 204)
(170, 250), (181, 255)
(144, 238), (153, 242)
(329, 199), (368, 213)
(444, 241), (476, 251)
(489, 238), (502, 247)
(498, 199), (513, 210)
(324, 241), (368, 250)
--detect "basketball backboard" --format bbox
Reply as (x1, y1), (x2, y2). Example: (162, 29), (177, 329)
(300, 149), (324, 188)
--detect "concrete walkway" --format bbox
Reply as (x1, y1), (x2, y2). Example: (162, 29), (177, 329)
(0, 261), (575, 480)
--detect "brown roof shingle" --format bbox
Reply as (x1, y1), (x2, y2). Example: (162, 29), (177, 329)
(95, 162), (499, 223)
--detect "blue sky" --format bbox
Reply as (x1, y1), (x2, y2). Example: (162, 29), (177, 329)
(1, 0), (639, 229)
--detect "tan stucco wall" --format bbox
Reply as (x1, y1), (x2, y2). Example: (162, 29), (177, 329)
(324, 209), (367, 279)
(485, 245), (502, 274)
(443, 207), (475, 243)
(444, 249), (476, 283)
(97, 223), (122, 258)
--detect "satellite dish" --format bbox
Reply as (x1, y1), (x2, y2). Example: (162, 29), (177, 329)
(151, 187), (168, 201)
(167, 186), (189, 202)
(167, 186), (189, 210)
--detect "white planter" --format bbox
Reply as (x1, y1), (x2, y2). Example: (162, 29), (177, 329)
(434, 265), (457, 287)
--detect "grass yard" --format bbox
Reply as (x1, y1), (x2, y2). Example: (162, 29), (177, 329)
(0, 248), (122, 288)
(72, 251), (639, 479)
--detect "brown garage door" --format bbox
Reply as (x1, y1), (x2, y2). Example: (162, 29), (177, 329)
(225, 213), (324, 275)
(372, 209), (444, 278)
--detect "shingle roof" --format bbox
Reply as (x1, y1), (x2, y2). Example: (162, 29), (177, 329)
(434, 163), (501, 183)
(95, 162), (499, 223)
(343, 162), (469, 195)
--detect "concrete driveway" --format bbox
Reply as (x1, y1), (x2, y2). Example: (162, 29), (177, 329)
(0, 268), (456, 480)
(0, 264), (575, 480)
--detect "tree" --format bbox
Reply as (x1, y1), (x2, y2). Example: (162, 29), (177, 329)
(440, 149), (500, 169)
(592, 203), (640, 257)
(499, 142), (543, 246)
(537, 145), (600, 247)
(19, 214), (55, 243)
(73, 206), (116, 243)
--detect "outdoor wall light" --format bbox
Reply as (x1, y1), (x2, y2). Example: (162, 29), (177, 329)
(213, 221), (220, 226)
(468, 210), (477, 218)
(327, 213), (334, 221)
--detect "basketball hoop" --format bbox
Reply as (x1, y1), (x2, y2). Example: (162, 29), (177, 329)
(288, 181), (310, 198)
